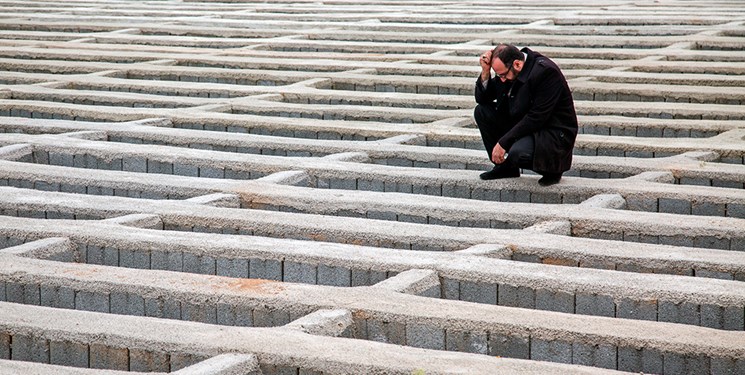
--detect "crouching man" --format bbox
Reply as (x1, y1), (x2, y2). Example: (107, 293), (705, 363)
(474, 44), (578, 186)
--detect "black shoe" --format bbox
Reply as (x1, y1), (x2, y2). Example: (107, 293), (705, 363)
(538, 174), (561, 186)
(479, 165), (520, 180)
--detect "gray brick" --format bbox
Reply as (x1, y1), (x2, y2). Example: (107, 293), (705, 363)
(10, 334), (31, 361)
(249, 258), (282, 281)
(34, 181), (59, 192)
(618, 346), (641, 372)
(442, 279), (459, 300)
(163, 299), (181, 319)
(535, 289), (574, 313)
(199, 166), (224, 178)
(398, 214), (427, 224)
(76, 291), (109, 313)
(367, 320), (406, 345)
(59, 286), (76, 309)
(498, 284), (535, 309)
(50, 340), (88, 367)
(253, 307), (289, 327)
(21, 335), (49, 363)
(445, 330), (488, 354)
(406, 323), (445, 350)
(229, 259), (249, 278)
(144, 298), (163, 317)
(150, 250), (168, 270)
(617, 298), (657, 321)
(0, 333), (9, 360)
(618, 346), (663, 373)
(182, 302), (217, 324)
(727, 203), (745, 219)
(572, 343), (616, 369)
(182, 252), (200, 273)
(659, 301), (700, 325)
(90, 343), (129, 370)
(217, 303), (236, 326)
(626, 196), (657, 212)
(119, 249), (136, 268)
(662, 352), (687, 375)
(23, 283), (40, 305)
(531, 339), (572, 364)
(109, 292), (127, 315)
(317, 264), (351, 287)
(130, 349), (169, 372)
(701, 304), (745, 330)
(200, 255), (216, 275)
(460, 280), (497, 304)
(85, 245), (103, 264)
(284, 261), (317, 284)
(168, 251), (183, 271)
(103, 247), (119, 266)
(488, 333), (529, 359)
(216, 258), (232, 277)
(173, 163), (199, 177)
(696, 269), (733, 280)
(658, 235), (695, 248)
(127, 294), (145, 316)
(691, 201), (725, 216)
(235, 305), (253, 327)
(658, 198), (691, 214)
(694, 235), (730, 250)
(133, 250), (150, 269)
(711, 357), (745, 375)
(123, 157), (147, 172)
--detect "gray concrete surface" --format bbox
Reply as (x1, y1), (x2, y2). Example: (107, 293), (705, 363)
(0, 0), (744, 374)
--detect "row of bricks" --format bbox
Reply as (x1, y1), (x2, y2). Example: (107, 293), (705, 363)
(578, 124), (721, 138)
(17, 96), (191, 109)
(4, 240), (743, 330)
(0, 282), (742, 374)
(349, 319), (743, 374)
(1, 194), (742, 252)
(2, 185), (744, 254)
(3, 220), (741, 281)
(229, 109), (424, 124)
(576, 146), (745, 165)
(249, 202), (524, 229)
(122, 72), (476, 96)
(29, 152), (271, 180)
(4, 223), (740, 283)
(12, 87), (740, 127)
(70, 83), (247, 99)
(17, 144), (745, 197)
(0, 333), (205, 372)
(1, 179), (191, 200)
(573, 91), (745, 106)
(108, 135), (741, 189)
(7, 110), (743, 170)
(0, 282), (306, 327)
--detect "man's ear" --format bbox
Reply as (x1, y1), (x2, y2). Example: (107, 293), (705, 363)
(514, 59), (524, 71)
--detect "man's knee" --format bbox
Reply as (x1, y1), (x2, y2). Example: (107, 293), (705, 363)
(473, 104), (496, 127)
(507, 136), (534, 168)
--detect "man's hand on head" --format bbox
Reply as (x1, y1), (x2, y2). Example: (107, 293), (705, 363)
(479, 50), (492, 81)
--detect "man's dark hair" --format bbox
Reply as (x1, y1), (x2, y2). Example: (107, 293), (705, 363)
(492, 44), (524, 65)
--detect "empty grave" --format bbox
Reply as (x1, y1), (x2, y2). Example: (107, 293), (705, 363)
(0, 1), (744, 374)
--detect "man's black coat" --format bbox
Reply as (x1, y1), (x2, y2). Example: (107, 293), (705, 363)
(474, 47), (578, 174)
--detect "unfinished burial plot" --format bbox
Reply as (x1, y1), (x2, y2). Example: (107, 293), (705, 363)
(1, 0), (745, 374)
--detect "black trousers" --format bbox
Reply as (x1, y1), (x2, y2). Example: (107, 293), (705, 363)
(474, 104), (535, 171)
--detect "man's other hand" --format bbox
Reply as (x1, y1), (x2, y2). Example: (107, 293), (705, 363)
(491, 143), (506, 164)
